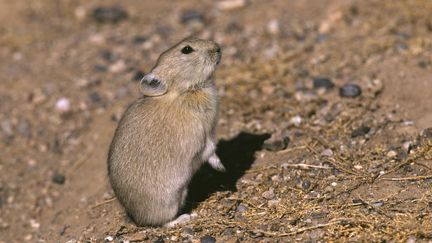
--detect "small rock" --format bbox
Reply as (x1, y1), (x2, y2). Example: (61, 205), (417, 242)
(1, 119), (14, 137)
(312, 78), (334, 90)
(406, 236), (416, 243)
(263, 135), (290, 151)
(354, 165), (363, 170)
(104, 236), (114, 242)
(324, 186), (334, 193)
(109, 60), (126, 73)
(421, 127), (432, 139)
(301, 180), (311, 190)
(236, 204), (248, 213)
(18, 120), (31, 138)
(386, 150), (397, 158)
(331, 182), (337, 187)
(351, 126), (370, 138)
(372, 201), (384, 207)
(89, 91), (103, 104)
(290, 116), (302, 126)
(200, 236), (216, 243)
(267, 19), (280, 35)
(216, 0), (247, 10)
(133, 35), (147, 45)
(262, 188), (275, 200)
(92, 6), (128, 23)
(180, 10), (205, 30)
(339, 84), (362, 98)
(321, 148), (333, 157)
(268, 199), (280, 207)
(29, 219), (40, 229)
(55, 97), (71, 113)
(153, 237), (164, 243)
(52, 172), (66, 185)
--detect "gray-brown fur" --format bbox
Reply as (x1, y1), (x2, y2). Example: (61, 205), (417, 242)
(107, 38), (223, 226)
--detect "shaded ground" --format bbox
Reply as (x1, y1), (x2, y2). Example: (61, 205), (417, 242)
(0, 0), (432, 242)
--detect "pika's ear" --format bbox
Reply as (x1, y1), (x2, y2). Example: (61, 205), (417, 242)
(139, 73), (167, 97)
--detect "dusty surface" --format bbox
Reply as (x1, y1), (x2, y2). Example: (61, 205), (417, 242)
(1, 0), (432, 242)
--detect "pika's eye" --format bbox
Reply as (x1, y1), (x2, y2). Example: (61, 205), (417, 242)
(181, 45), (194, 54)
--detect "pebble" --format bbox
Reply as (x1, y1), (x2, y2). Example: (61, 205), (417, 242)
(268, 199), (280, 207)
(216, 0), (247, 10)
(321, 148), (333, 157)
(1, 119), (13, 137)
(104, 236), (114, 242)
(267, 19), (280, 35)
(290, 116), (302, 126)
(354, 165), (363, 170)
(180, 10), (205, 26)
(153, 237), (164, 243)
(386, 150), (397, 158)
(92, 6), (128, 24)
(55, 97), (71, 113)
(89, 91), (103, 104)
(200, 236), (216, 243)
(301, 180), (311, 190)
(262, 135), (290, 151)
(262, 188), (275, 200)
(236, 204), (248, 213)
(406, 236), (416, 243)
(324, 186), (334, 193)
(331, 182), (337, 187)
(372, 201), (384, 207)
(312, 78), (334, 90)
(339, 84), (362, 98)
(133, 35), (147, 45)
(351, 126), (370, 138)
(109, 60), (126, 73)
(52, 172), (66, 185)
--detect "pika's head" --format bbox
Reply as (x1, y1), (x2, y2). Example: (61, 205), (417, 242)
(140, 38), (222, 97)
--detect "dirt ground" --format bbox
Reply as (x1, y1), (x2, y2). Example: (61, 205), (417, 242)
(1, 0), (432, 242)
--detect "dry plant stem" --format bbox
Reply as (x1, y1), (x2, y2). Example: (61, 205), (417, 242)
(251, 218), (350, 237)
(91, 197), (116, 209)
(381, 175), (432, 181)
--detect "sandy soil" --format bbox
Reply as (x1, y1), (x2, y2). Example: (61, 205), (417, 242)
(0, 0), (431, 242)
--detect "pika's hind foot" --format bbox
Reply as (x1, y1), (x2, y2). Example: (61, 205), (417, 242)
(163, 213), (197, 228)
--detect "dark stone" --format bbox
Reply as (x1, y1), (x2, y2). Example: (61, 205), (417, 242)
(18, 120), (31, 138)
(133, 35), (147, 44)
(94, 64), (108, 72)
(180, 10), (205, 25)
(200, 236), (216, 243)
(51, 137), (62, 154)
(52, 172), (65, 185)
(89, 91), (103, 104)
(313, 77), (334, 90)
(236, 204), (248, 213)
(153, 237), (164, 243)
(133, 70), (146, 82)
(339, 84), (362, 98)
(263, 136), (290, 151)
(351, 126), (370, 138)
(92, 6), (128, 24)
(301, 180), (311, 190)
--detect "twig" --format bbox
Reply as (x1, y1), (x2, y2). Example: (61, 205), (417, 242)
(276, 145), (307, 154)
(91, 197), (116, 209)
(282, 163), (331, 170)
(251, 218), (349, 236)
(381, 175), (432, 181)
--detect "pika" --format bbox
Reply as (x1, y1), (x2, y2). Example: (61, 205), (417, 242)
(108, 38), (224, 227)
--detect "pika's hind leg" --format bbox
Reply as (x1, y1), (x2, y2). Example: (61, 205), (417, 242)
(202, 138), (225, 172)
(163, 188), (196, 228)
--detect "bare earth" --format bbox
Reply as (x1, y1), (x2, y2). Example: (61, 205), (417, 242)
(1, 0), (431, 242)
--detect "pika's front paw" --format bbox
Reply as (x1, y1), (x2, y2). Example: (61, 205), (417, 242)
(208, 154), (226, 172)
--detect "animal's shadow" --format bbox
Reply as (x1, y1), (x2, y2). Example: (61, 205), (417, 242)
(183, 132), (270, 213)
